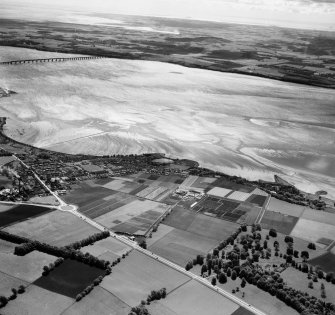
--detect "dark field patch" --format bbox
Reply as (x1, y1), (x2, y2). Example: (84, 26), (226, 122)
(130, 184), (148, 195)
(260, 211), (298, 235)
(309, 252), (335, 273)
(246, 194), (267, 207)
(193, 197), (240, 220)
(94, 178), (114, 185)
(231, 307), (255, 315)
(148, 174), (160, 180)
(0, 204), (53, 228)
(78, 191), (135, 219)
(163, 206), (197, 231)
(63, 183), (114, 207)
(33, 259), (105, 298)
(175, 178), (184, 184)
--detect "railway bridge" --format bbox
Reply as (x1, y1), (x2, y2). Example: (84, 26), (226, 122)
(0, 55), (105, 65)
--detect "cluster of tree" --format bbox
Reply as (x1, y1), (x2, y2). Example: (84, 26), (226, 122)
(307, 243), (316, 250)
(75, 275), (106, 302)
(128, 288), (167, 315)
(14, 241), (36, 256)
(145, 288), (167, 304)
(66, 231), (110, 250)
(42, 258), (64, 275)
(186, 226), (243, 272)
(238, 262), (335, 314)
(269, 228), (277, 237)
(139, 240), (147, 249)
(128, 304), (150, 315)
(297, 263), (335, 285)
(0, 285), (26, 309)
(0, 230), (29, 244)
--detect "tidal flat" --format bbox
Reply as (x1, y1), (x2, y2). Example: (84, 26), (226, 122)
(0, 46), (334, 197)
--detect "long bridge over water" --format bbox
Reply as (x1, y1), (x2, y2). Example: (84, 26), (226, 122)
(0, 56), (105, 65)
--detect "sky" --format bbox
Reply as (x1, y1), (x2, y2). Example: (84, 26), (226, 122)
(1, 0), (335, 31)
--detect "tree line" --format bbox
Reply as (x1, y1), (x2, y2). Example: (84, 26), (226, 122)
(129, 288), (167, 315)
(0, 230), (111, 270)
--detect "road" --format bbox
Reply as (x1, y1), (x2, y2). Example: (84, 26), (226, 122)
(6, 150), (266, 315)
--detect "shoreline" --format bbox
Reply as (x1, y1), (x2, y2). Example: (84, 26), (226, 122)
(1, 117), (332, 209)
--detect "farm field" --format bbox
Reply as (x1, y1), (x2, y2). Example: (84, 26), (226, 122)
(290, 218), (335, 244)
(0, 251), (55, 283)
(148, 302), (180, 315)
(266, 198), (305, 217)
(163, 206), (197, 231)
(62, 286), (130, 315)
(102, 178), (142, 194)
(29, 195), (59, 205)
(80, 237), (131, 257)
(147, 224), (175, 247)
(179, 175), (199, 188)
(63, 181), (115, 208)
(149, 228), (218, 266)
(227, 191), (251, 202)
(186, 214), (239, 241)
(281, 267), (335, 303)
(0, 203), (14, 213)
(0, 272), (28, 296)
(215, 278), (298, 315)
(0, 204), (54, 228)
(79, 191), (136, 219)
(34, 259), (105, 298)
(95, 199), (168, 232)
(192, 196), (242, 220)
(1, 284), (74, 315)
(246, 194), (268, 207)
(308, 252), (335, 273)
(207, 187), (232, 198)
(0, 239), (16, 253)
(260, 210), (298, 235)
(112, 208), (166, 235)
(100, 250), (190, 306)
(190, 176), (216, 190)
(4, 210), (99, 246)
(301, 209), (335, 225)
(158, 280), (239, 315)
(235, 204), (262, 225)
(162, 205), (239, 241)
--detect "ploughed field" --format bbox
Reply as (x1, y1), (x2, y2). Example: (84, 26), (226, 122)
(1, 46), (335, 198)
